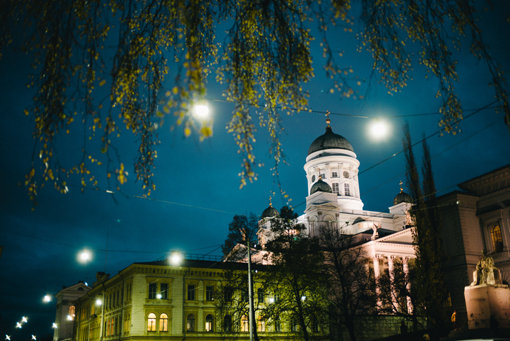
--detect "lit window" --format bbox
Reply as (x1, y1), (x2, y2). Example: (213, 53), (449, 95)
(332, 183), (339, 194)
(68, 306), (75, 320)
(257, 288), (264, 303)
(187, 285), (195, 301)
(257, 317), (265, 332)
(160, 283), (168, 299)
(344, 183), (351, 196)
(159, 313), (168, 332)
(148, 283), (157, 299)
(223, 315), (232, 332)
(241, 315), (249, 332)
(332, 171), (338, 178)
(206, 286), (214, 301)
(186, 314), (195, 332)
(205, 314), (214, 332)
(490, 224), (504, 252)
(147, 313), (156, 332)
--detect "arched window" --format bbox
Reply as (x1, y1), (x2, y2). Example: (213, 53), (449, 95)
(147, 313), (156, 332)
(311, 175), (316, 183)
(344, 183), (351, 196)
(186, 314), (195, 332)
(159, 313), (168, 332)
(68, 305), (75, 321)
(241, 315), (249, 332)
(490, 224), (504, 252)
(223, 315), (232, 332)
(205, 314), (214, 332)
(257, 317), (265, 332)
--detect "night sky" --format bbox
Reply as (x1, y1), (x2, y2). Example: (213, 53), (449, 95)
(1, 3), (510, 340)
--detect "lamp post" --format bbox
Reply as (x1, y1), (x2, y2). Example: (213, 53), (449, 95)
(240, 229), (254, 341)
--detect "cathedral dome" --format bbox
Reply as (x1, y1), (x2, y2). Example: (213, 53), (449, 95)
(261, 205), (279, 218)
(393, 191), (413, 205)
(308, 126), (354, 155)
(310, 178), (332, 194)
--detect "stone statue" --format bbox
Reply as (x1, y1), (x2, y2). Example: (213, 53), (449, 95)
(371, 223), (380, 240)
(470, 253), (503, 286)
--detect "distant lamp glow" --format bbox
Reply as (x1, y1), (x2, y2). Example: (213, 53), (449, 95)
(66, 315), (73, 321)
(268, 297), (275, 304)
(21, 317), (28, 323)
(5, 335), (10, 340)
(31, 335), (36, 340)
(301, 295), (306, 301)
(95, 298), (103, 306)
(77, 248), (93, 264)
(43, 294), (52, 303)
(192, 102), (210, 120)
(15, 322), (22, 329)
(52, 323), (58, 329)
(367, 118), (391, 141)
(168, 251), (184, 266)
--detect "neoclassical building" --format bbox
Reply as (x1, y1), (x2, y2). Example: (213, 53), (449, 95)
(258, 119), (417, 314)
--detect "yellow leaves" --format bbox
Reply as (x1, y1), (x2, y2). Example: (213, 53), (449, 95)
(24, 109), (29, 116)
(99, 79), (106, 87)
(117, 163), (128, 185)
(184, 127), (191, 137)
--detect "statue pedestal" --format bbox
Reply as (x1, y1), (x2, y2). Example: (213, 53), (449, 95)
(464, 284), (510, 329)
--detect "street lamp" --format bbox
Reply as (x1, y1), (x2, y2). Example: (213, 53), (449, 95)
(168, 251), (184, 266)
(367, 118), (391, 141)
(77, 248), (93, 264)
(191, 102), (211, 121)
(43, 294), (52, 303)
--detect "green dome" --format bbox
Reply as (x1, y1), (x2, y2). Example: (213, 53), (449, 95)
(308, 126), (353, 155)
(310, 178), (332, 194)
(261, 205), (279, 218)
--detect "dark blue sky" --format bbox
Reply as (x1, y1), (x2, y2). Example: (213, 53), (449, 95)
(1, 3), (510, 340)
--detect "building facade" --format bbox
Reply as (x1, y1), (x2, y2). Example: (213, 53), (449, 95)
(71, 259), (320, 341)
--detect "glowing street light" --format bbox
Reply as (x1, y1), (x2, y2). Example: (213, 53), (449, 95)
(5, 335), (11, 340)
(15, 322), (22, 329)
(367, 118), (391, 141)
(191, 102), (210, 121)
(168, 251), (183, 266)
(21, 316), (28, 324)
(52, 323), (58, 329)
(156, 293), (162, 299)
(31, 335), (36, 340)
(95, 298), (103, 306)
(43, 294), (52, 303)
(77, 248), (93, 264)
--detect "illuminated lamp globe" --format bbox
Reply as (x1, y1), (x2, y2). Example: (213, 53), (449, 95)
(192, 103), (210, 120)
(168, 251), (184, 266)
(43, 294), (52, 303)
(367, 118), (391, 141)
(77, 249), (93, 264)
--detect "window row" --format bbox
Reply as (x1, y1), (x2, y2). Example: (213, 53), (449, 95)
(147, 313), (168, 332)
(311, 170), (351, 183)
(148, 283), (216, 301)
(146, 313), (318, 334)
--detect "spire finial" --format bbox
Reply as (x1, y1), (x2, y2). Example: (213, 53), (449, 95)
(399, 180), (404, 193)
(325, 110), (331, 127)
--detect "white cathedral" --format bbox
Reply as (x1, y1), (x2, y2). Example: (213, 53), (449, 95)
(256, 118), (417, 312)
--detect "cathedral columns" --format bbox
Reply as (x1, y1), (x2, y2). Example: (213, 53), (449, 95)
(403, 257), (413, 314)
(372, 255), (382, 308)
(388, 256), (398, 311)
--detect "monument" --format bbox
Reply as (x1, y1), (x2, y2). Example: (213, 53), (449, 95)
(464, 254), (510, 329)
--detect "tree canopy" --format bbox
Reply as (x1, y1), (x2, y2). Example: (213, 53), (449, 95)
(1, 0), (508, 200)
